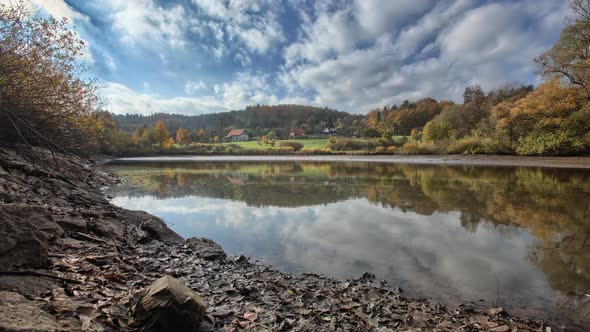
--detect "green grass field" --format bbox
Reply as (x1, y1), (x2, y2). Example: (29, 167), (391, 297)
(223, 137), (407, 150)
(223, 138), (331, 150)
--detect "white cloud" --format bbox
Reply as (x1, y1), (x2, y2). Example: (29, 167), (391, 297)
(1, 0), (95, 63)
(184, 80), (208, 94)
(104, 54), (117, 72)
(213, 72), (280, 109)
(104, 82), (226, 115)
(29, 0), (89, 23)
(191, 0), (285, 57)
(280, 0), (570, 113)
(105, 72), (304, 115)
(100, 0), (189, 48)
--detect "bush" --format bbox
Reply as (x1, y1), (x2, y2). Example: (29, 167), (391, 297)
(423, 120), (452, 142)
(327, 138), (375, 151)
(0, 4), (101, 153)
(397, 142), (438, 155)
(363, 128), (381, 138)
(374, 146), (386, 154)
(299, 147), (334, 155)
(386, 146), (398, 154)
(280, 141), (304, 151)
(446, 137), (501, 155)
(515, 131), (584, 156)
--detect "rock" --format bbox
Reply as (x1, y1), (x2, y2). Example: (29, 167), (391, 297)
(0, 291), (60, 332)
(491, 325), (510, 332)
(53, 215), (88, 232)
(185, 237), (226, 260)
(0, 204), (63, 241)
(0, 204), (49, 270)
(0, 274), (59, 297)
(120, 209), (183, 244)
(487, 307), (507, 316)
(88, 218), (126, 242)
(133, 276), (207, 332)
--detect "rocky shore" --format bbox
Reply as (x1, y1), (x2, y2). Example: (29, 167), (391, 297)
(0, 146), (558, 331)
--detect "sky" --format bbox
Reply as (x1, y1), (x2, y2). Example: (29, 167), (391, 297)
(4, 0), (571, 115)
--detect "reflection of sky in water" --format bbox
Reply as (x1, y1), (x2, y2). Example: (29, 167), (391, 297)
(112, 194), (556, 311)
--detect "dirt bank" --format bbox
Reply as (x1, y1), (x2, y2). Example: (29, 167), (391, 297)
(115, 154), (590, 169)
(0, 146), (577, 331)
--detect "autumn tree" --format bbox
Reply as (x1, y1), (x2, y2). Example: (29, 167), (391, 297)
(491, 78), (587, 154)
(175, 127), (191, 145)
(154, 120), (169, 145)
(0, 1), (101, 153)
(163, 137), (175, 149)
(197, 128), (207, 142)
(536, 0), (590, 101)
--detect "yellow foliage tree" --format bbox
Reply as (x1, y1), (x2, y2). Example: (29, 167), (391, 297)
(163, 137), (175, 149)
(492, 79), (584, 134)
(154, 120), (169, 144)
(0, 2), (101, 153)
(491, 79), (586, 153)
(175, 127), (191, 146)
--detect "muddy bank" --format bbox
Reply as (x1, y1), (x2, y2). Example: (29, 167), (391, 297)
(0, 146), (575, 331)
(114, 154), (590, 169)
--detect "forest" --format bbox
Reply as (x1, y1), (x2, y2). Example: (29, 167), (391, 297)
(1, 1), (590, 157)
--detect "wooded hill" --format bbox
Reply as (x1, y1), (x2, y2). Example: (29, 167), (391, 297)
(112, 104), (360, 137)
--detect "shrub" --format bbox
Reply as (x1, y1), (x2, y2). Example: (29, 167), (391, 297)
(397, 142), (438, 155)
(515, 131), (584, 156)
(381, 130), (393, 141)
(386, 146), (398, 153)
(423, 120), (452, 142)
(410, 128), (422, 141)
(300, 147), (334, 155)
(280, 141), (304, 151)
(327, 138), (375, 151)
(363, 128), (381, 138)
(446, 137), (503, 155)
(374, 146), (386, 154)
(0, 4), (101, 153)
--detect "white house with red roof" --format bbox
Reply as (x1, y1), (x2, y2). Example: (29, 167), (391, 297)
(224, 128), (249, 142)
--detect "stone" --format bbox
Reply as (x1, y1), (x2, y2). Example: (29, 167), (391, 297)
(120, 209), (183, 244)
(133, 276), (207, 332)
(0, 204), (49, 270)
(491, 325), (510, 332)
(53, 215), (88, 232)
(0, 291), (60, 332)
(0, 274), (59, 297)
(185, 237), (226, 260)
(487, 307), (507, 316)
(0, 203), (63, 241)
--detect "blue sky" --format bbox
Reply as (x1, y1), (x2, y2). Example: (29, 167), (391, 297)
(6, 0), (570, 115)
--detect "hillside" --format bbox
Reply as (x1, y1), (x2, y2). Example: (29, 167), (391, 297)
(112, 104), (361, 136)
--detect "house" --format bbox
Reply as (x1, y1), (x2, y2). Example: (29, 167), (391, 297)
(225, 128), (249, 142)
(289, 127), (305, 138)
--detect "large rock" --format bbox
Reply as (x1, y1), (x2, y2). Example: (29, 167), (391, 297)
(120, 209), (183, 244)
(0, 204), (51, 270)
(0, 291), (60, 332)
(133, 276), (207, 332)
(185, 238), (226, 260)
(0, 204), (63, 240)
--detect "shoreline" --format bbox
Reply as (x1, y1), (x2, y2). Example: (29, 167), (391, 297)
(111, 154), (590, 169)
(0, 146), (582, 331)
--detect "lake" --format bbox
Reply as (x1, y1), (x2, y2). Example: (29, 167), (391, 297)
(104, 158), (590, 327)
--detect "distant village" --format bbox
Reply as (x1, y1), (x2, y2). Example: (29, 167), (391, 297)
(224, 127), (319, 142)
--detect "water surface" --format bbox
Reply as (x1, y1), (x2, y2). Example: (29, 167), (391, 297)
(104, 159), (590, 327)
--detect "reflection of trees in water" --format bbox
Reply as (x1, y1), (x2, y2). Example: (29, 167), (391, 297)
(107, 161), (590, 296)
